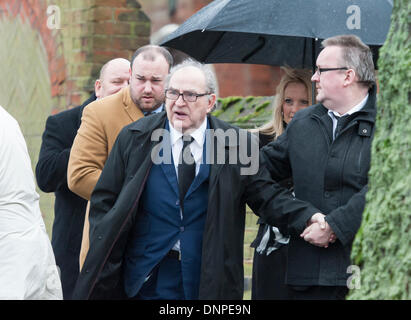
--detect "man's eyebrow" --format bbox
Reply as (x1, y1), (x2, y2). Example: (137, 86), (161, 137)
(135, 74), (163, 80)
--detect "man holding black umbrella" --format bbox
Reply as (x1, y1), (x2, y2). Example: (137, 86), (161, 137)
(260, 34), (377, 299)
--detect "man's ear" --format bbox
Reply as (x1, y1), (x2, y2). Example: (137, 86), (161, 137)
(343, 69), (356, 87)
(207, 94), (217, 113)
(95, 79), (102, 99)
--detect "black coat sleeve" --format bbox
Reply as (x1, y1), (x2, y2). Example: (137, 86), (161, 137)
(325, 185), (367, 246)
(35, 115), (71, 192)
(245, 131), (320, 236)
(245, 157), (319, 236)
(259, 129), (292, 182)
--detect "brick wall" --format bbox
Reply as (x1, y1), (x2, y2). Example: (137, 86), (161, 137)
(1, 0), (150, 112)
(53, 0), (150, 109)
(0, 0), (151, 234)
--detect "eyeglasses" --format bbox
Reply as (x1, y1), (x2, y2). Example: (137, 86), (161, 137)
(315, 67), (348, 76)
(165, 89), (210, 102)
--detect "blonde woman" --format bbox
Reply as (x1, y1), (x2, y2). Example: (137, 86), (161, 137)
(251, 67), (312, 299)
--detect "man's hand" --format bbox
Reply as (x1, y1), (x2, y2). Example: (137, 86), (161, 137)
(301, 213), (337, 247)
(309, 212), (326, 228)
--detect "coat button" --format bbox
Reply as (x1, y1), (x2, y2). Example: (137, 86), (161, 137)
(324, 191), (330, 198)
(362, 128), (368, 134)
(176, 200), (180, 206)
(180, 226), (185, 232)
(98, 235), (102, 240)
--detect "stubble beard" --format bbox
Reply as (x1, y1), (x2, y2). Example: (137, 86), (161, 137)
(130, 90), (164, 113)
(139, 98), (163, 113)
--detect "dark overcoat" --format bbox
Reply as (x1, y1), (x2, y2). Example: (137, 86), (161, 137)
(260, 85), (377, 286)
(72, 112), (321, 300)
(35, 93), (96, 299)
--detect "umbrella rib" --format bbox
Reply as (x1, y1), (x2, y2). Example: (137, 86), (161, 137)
(311, 38), (317, 105)
(241, 36), (266, 63)
(201, 31), (227, 61)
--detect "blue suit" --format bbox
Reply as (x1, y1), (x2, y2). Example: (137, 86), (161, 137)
(123, 121), (210, 299)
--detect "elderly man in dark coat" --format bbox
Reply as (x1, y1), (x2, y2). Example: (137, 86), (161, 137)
(72, 60), (322, 300)
(35, 58), (130, 299)
(260, 35), (377, 300)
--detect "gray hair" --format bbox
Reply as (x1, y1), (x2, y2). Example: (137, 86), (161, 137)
(165, 59), (218, 107)
(322, 35), (375, 88)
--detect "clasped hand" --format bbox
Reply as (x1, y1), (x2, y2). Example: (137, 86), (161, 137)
(300, 213), (336, 248)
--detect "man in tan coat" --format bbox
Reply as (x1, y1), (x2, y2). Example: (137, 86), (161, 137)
(68, 45), (173, 269)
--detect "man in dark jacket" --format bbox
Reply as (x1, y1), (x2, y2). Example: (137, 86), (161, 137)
(72, 60), (322, 300)
(35, 58), (130, 299)
(260, 35), (377, 299)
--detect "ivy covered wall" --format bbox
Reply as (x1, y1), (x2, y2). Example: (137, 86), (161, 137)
(349, 0), (411, 299)
(212, 96), (273, 129)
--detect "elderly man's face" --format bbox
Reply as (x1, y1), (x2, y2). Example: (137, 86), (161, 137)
(311, 46), (348, 110)
(166, 66), (216, 133)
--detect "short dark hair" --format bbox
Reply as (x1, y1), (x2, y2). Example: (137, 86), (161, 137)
(130, 45), (173, 71)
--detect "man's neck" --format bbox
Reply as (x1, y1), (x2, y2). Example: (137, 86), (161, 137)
(169, 118), (208, 137)
(141, 104), (163, 115)
(327, 87), (369, 115)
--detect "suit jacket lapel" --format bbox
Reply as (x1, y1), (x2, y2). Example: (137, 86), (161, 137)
(159, 152), (179, 198)
(186, 146), (210, 197)
(158, 121), (179, 198)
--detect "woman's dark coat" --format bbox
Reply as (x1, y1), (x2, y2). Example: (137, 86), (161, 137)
(260, 85), (377, 286)
(72, 112), (321, 300)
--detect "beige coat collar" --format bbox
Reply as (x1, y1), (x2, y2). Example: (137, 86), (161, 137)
(122, 86), (144, 121)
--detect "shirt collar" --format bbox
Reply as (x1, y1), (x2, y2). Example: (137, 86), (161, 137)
(169, 117), (207, 147)
(328, 94), (369, 118)
(144, 104), (164, 115)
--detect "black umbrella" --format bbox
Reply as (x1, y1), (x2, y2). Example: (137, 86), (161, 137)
(161, 0), (392, 70)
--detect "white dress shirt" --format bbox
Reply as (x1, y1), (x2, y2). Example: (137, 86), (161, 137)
(167, 119), (207, 252)
(169, 118), (207, 178)
(328, 94), (369, 140)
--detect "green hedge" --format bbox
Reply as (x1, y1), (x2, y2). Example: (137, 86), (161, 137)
(348, 0), (411, 299)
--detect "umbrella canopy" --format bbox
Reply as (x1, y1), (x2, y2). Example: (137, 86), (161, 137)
(161, 0), (392, 69)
